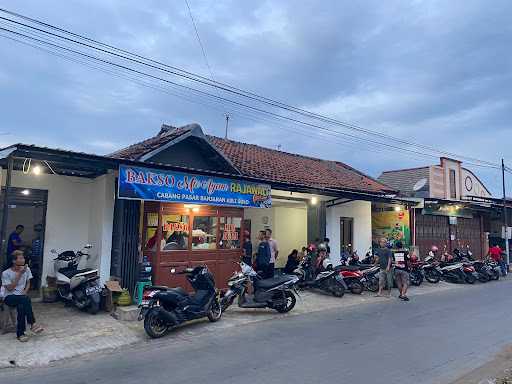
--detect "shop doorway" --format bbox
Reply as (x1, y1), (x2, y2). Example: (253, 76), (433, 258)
(0, 187), (48, 292)
(340, 217), (353, 251)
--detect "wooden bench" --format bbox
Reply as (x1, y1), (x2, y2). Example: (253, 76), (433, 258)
(0, 298), (16, 334)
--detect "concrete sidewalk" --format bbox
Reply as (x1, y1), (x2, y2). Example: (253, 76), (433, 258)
(0, 303), (141, 369)
(0, 279), (482, 369)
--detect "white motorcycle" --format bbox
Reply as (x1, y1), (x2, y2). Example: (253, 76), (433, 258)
(52, 244), (102, 314)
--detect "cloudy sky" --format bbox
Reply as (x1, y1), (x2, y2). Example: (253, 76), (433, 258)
(0, 0), (511, 194)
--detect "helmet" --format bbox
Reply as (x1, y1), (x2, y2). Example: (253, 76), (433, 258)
(431, 245), (439, 253)
(317, 244), (327, 252)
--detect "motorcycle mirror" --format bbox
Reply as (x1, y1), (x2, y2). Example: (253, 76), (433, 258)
(84, 244), (93, 249)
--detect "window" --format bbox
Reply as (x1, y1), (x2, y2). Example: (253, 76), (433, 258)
(449, 169), (457, 199)
(192, 216), (218, 250)
(144, 212), (159, 251)
(161, 215), (190, 251)
(219, 217), (242, 249)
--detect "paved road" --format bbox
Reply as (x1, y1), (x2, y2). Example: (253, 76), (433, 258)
(1, 279), (511, 384)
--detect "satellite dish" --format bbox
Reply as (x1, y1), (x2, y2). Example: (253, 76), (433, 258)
(413, 178), (427, 191)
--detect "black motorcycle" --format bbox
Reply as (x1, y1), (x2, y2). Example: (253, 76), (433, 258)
(139, 266), (222, 339)
(422, 256), (442, 283)
(294, 253), (347, 297)
(221, 262), (299, 313)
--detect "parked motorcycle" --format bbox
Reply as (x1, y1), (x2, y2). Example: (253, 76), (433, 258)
(486, 260), (501, 280)
(422, 255), (442, 283)
(439, 262), (467, 284)
(52, 244), (102, 314)
(409, 262), (424, 286)
(294, 254), (347, 297)
(139, 265), (222, 339)
(335, 266), (364, 294)
(221, 262), (299, 313)
(360, 265), (380, 292)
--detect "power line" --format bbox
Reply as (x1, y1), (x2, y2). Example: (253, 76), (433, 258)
(0, 23), (503, 173)
(0, 8), (502, 169)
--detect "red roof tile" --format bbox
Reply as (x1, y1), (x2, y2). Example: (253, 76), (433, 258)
(111, 125), (394, 194)
(207, 136), (392, 194)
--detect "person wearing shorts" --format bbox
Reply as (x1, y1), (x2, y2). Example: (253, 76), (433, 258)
(376, 238), (393, 297)
(393, 242), (410, 301)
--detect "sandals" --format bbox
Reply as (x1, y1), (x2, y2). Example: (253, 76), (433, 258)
(30, 324), (44, 334)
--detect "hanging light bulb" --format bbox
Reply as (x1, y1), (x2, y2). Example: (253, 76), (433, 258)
(311, 196), (318, 205)
(32, 165), (41, 175)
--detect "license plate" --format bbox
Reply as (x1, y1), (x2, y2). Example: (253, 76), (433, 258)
(141, 300), (150, 306)
(85, 286), (101, 296)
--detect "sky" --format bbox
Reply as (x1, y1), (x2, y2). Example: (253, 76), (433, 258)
(0, 0), (511, 195)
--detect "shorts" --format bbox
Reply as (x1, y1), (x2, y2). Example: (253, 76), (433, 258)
(394, 269), (409, 289)
(379, 269), (394, 289)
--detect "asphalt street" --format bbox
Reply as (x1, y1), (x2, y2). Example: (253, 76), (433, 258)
(1, 279), (511, 384)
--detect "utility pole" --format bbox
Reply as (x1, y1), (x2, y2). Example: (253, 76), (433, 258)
(502, 158), (509, 265)
(224, 113), (230, 139)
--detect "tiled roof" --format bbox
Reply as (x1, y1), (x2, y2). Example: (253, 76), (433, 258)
(111, 125), (394, 194)
(207, 136), (393, 194)
(110, 124), (193, 160)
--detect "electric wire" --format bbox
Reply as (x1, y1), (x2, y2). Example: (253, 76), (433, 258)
(0, 9), (502, 169)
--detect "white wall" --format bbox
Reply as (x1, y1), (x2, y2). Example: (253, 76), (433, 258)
(244, 204), (308, 268)
(273, 206), (307, 268)
(4, 170), (115, 286)
(326, 200), (372, 264)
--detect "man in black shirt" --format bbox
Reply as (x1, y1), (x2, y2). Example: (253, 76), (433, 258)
(242, 230), (253, 266)
(393, 241), (411, 301)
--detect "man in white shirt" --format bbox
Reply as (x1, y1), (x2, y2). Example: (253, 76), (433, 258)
(1, 250), (44, 341)
(265, 229), (279, 278)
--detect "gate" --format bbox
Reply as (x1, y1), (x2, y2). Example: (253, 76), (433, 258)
(110, 198), (141, 293)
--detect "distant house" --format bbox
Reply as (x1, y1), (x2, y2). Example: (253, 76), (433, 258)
(378, 157), (494, 258)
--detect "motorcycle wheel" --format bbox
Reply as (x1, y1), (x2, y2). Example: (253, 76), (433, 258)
(492, 270), (500, 280)
(425, 270), (441, 284)
(465, 273), (476, 284)
(410, 272), (423, 286)
(275, 291), (296, 313)
(329, 279), (345, 298)
(366, 277), (379, 292)
(144, 308), (169, 339)
(478, 273), (490, 283)
(88, 293), (101, 315)
(220, 294), (234, 312)
(207, 298), (222, 322)
(350, 282), (363, 295)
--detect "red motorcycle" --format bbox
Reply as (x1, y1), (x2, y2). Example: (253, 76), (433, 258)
(335, 266), (364, 294)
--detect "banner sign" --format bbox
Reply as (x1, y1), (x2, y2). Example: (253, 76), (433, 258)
(118, 165), (271, 208)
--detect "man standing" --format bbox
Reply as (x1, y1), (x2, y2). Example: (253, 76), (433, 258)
(393, 242), (410, 301)
(256, 231), (271, 278)
(7, 224), (24, 256)
(242, 230), (253, 266)
(323, 238), (331, 256)
(376, 238), (393, 297)
(265, 229), (279, 278)
(1, 250), (44, 342)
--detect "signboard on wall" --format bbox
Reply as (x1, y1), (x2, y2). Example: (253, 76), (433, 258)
(372, 210), (411, 246)
(118, 165), (271, 208)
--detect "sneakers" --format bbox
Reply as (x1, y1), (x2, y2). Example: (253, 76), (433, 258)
(399, 295), (410, 301)
(17, 335), (29, 342)
(30, 324), (44, 334)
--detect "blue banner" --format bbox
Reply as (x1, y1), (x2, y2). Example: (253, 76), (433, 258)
(118, 165), (271, 208)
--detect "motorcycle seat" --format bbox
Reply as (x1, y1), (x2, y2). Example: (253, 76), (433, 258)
(168, 287), (189, 297)
(254, 275), (294, 290)
(59, 267), (93, 279)
(335, 265), (360, 272)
